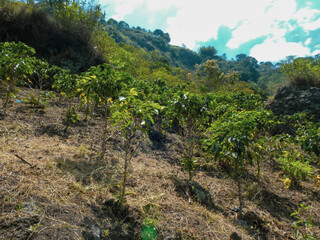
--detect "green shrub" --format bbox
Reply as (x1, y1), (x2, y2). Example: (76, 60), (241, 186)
(291, 203), (319, 240)
(0, 41), (36, 115)
(111, 89), (162, 205)
(278, 150), (313, 186)
(205, 110), (274, 217)
(24, 91), (56, 109)
(281, 57), (320, 88)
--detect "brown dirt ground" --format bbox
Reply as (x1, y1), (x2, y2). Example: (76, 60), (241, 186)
(0, 88), (320, 240)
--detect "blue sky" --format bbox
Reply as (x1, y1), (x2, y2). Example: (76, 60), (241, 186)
(100, 0), (320, 62)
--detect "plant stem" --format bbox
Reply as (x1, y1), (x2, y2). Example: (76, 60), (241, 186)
(237, 178), (243, 219)
(100, 105), (109, 160)
(119, 135), (131, 205)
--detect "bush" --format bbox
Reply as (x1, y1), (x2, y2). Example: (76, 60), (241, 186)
(278, 150), (313, 186)
(281, 57), (320, 88)
(0, 0), (105, 73)
(0, 41), (36, 115)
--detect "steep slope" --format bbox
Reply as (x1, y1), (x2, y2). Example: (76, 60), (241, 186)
(105, 19), (203, 69)
(1, 87), (320, 240)
(0, 4), (104, 73)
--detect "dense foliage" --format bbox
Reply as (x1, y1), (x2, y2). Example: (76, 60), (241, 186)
(281, 57), (320, 88)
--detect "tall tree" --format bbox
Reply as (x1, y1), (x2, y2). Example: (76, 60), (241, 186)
(199, 46), (217, 61)
(235, 54), (260, 83)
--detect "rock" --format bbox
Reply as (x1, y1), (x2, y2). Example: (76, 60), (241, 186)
(90, 224), (101, 240)
(170, 176), (214, 209)
(230, 232), (242, 240)
(190, 181), (214, 209)
(21, 201), (38, 214)
(268, 86), (320, 122)
(233, 219), (249, 228)
(83, 224), (101, 240)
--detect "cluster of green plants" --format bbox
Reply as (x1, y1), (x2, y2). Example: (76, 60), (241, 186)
(2, 41), (319, 211)
(278, 151), (313, 188)
(1, 1), (320, 236)
(1, 2), (320, 240)
(291, 203), (318, 240)
(281, 57), (320, 88)
(0, 42), (36, 114)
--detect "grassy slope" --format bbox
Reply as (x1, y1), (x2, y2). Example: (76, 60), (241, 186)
(1, 88), (320, 240)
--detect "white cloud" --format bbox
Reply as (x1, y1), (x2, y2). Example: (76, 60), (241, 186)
(304, 38), (311, 45)
(265, 0), (297, 21)
(226, 0), (296, 49)
(312, 50), (320, 56)
(103, 0), (183, 19)
(250, 37), (311, 62)
(312, 45), (320, 56)
(101, 0), (319, 60)
(293, 7), (320, 31)
(104, 0), (144, 19)
(145, 0), (183, 11)
(165, 0), (299, 49)
(165, 0), (273, 49)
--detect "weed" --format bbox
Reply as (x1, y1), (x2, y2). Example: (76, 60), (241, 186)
(142, 218), (157, 240)
(291, 203), (319, 240)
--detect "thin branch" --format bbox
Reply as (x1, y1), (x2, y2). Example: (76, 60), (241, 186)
(13, 154), (35, 168)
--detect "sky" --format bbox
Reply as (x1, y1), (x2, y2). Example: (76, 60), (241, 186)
(100, 0), (320, 62)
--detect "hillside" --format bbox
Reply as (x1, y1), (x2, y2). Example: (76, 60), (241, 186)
(104, 19), (203, 70)
(1, 1), (320, 240)
(1, 87), (320, 240)
(0, 0), (291, 96)
(0, 1), (105, 73)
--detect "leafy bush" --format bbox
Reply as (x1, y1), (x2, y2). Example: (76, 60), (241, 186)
(285, 113), (320, 159)
(278, 150), (313, 186)
(297, 122), (320, 158)
(111, 88), (162, 205)
(281, 57), (320, 88)
(0, 0), (105, 72)
(63, 106), (80, 133)
(0, 41), (36, 115)
(205, 110), (274, 217)
(24, 91), (57, 109)
(78, 64), (133, 159)
(291, 203), (319, 240)
(166, 91), (211, 183)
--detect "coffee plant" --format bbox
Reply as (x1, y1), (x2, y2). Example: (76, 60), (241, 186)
(0, 42), (36, 115)
(110, 88), (162, 205)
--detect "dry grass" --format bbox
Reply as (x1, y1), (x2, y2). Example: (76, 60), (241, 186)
(0, 87), (320, 239)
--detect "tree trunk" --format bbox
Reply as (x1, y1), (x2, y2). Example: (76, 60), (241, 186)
(119, 137), (131, 205)
(237, 178), (244, 219)
(2, 91), (10, 116)
(257, 160), (261, 184)
(100, 106), (109, 160)
(100, 118), (108, 160)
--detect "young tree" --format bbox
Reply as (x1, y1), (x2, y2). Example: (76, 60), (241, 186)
(53, 69), (81, 132)
(196, 60), (239, 92)
(110, 88), (162, 205)
(199, 46), (217, 61)
(205, 110), (272, 217)
(167, 91), (211, 202)
(78, 63), (133, 159)
(0, 42), (36, 115)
